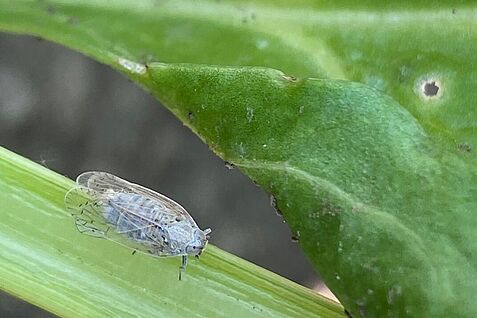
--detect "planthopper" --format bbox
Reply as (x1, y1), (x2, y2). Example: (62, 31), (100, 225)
(65, 171), (211, 280)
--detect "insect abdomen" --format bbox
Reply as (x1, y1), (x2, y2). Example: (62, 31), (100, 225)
(103, 193), (164, 241)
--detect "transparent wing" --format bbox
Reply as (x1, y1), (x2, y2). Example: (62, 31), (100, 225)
(76, 171), (196, 226)
(64, 186), (109, 238)
(108, 194), (190, 228)
(65, 186), (175, 256)
(107, 199), (186, 256)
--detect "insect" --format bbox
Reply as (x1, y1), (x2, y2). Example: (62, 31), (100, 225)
(64, 171), (211, 280)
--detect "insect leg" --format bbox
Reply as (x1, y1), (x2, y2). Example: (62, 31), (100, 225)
(74, 218), (105, 238)
(179, 255), (188, 281)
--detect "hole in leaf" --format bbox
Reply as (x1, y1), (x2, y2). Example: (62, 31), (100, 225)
(423, 81), (439, 96)
(415, 76), (443, 101)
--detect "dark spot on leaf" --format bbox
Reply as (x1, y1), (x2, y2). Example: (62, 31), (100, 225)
(68, 16), (80, 25)
(423, 81), (439, 96)
(224, 161), (235, 170)
(269, 195), (283, 216)
(46, 5), (56, 15)
(458, 143), (472, 153)
(452, 8), (456, 14)
(269, 195), (277, 209)
(241, 17), (247, 24)
(188, 111), (195, 121)
(291, 230), (301, 242)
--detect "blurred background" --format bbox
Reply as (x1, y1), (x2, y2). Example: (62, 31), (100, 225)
(0, 32), (335, 316)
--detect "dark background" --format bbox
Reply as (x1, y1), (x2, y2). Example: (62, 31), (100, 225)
(0, 33), (334, 316)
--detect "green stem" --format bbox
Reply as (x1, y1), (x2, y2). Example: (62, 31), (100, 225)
(0, 146), (343, 317)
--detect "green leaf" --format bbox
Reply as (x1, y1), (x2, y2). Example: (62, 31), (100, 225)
(147, 64), (468, 318)
(1, 1), (476, 317)
(0, 146), (342, 317)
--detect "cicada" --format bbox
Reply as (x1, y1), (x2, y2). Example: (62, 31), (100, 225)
(64, 171), (211, 280)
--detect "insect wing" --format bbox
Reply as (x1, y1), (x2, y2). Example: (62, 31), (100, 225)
(65, 186), (168, 255)
(106, 198), (180, 256)
(77, 171), (197, 226)
(107, 195), (188, 230)
(64, 186), (109, 238)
